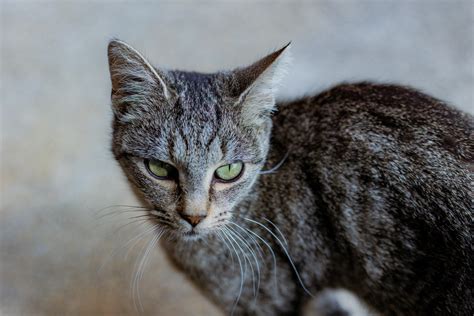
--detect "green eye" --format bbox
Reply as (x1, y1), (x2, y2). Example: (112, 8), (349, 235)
(215, 162), (244, 182)
(145, 159), (176, 179)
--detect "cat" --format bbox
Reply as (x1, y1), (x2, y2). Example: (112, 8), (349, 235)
(107, 39), (473, 315)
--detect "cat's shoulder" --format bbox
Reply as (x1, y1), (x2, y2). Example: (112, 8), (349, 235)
(273, 82), (472, 161)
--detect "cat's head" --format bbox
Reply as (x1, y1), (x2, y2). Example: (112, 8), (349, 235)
(107, 40), (290, 240)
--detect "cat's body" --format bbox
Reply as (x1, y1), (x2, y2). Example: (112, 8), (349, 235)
(107, 40), (473, 315)
(163, 83), (473, 315)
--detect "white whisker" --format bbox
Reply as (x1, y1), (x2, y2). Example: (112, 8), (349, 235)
(221, 227), (245, 315)
(263, 217), (289, 247)
(227, 226), (259, 298)
(124, 223), (162, 260)
(227, 225), (261, 300)
(231, 221), (279, 296)
(230, 222), (265, 266)
(98, 220), (155, 274)
(93, 204), (148, 217)
(131, 228), (163, 312)
(111, 217), (151, 235)
(244, 217), (313, 297)
(259, 152), (289, 174)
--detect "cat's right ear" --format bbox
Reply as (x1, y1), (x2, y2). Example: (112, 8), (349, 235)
(107, 39), (174, 121)
(229, 43), (291, 127)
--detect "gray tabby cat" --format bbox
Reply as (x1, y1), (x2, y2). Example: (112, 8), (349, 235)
(107, 39), (473, 315)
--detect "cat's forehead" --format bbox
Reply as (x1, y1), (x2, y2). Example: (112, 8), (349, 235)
(170, 70), (226, 108)
(163, 71), (225, 142)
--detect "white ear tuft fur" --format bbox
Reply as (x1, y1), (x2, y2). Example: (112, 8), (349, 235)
(108, 39), (171, 101)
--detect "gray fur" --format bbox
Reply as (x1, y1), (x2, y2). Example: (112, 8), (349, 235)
(107, 40), (473, 315)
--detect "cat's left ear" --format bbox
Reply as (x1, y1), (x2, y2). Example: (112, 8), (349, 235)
(107, 39), (174, 121)
(230, 43), (291, 126)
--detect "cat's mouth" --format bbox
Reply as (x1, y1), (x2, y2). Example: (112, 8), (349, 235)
(182, 229), (205, 241)
(184, 230), (198, 236)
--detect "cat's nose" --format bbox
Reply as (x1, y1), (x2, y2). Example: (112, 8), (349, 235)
(180, 214), (206, 227)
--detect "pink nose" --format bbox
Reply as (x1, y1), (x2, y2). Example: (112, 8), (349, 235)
(180, 214), (206, 227)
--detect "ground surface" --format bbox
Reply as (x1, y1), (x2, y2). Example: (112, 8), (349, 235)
(1, 1), (473, 315)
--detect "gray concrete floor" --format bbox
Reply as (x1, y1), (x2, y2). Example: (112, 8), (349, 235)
(1, 1), (472, 315)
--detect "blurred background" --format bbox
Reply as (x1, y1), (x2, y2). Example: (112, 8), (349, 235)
(1, 1), (473, 315)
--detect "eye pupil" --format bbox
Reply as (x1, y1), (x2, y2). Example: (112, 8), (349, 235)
(215, 162), (243, 182)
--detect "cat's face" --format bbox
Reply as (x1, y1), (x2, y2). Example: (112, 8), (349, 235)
(108, 40), (289, 240)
